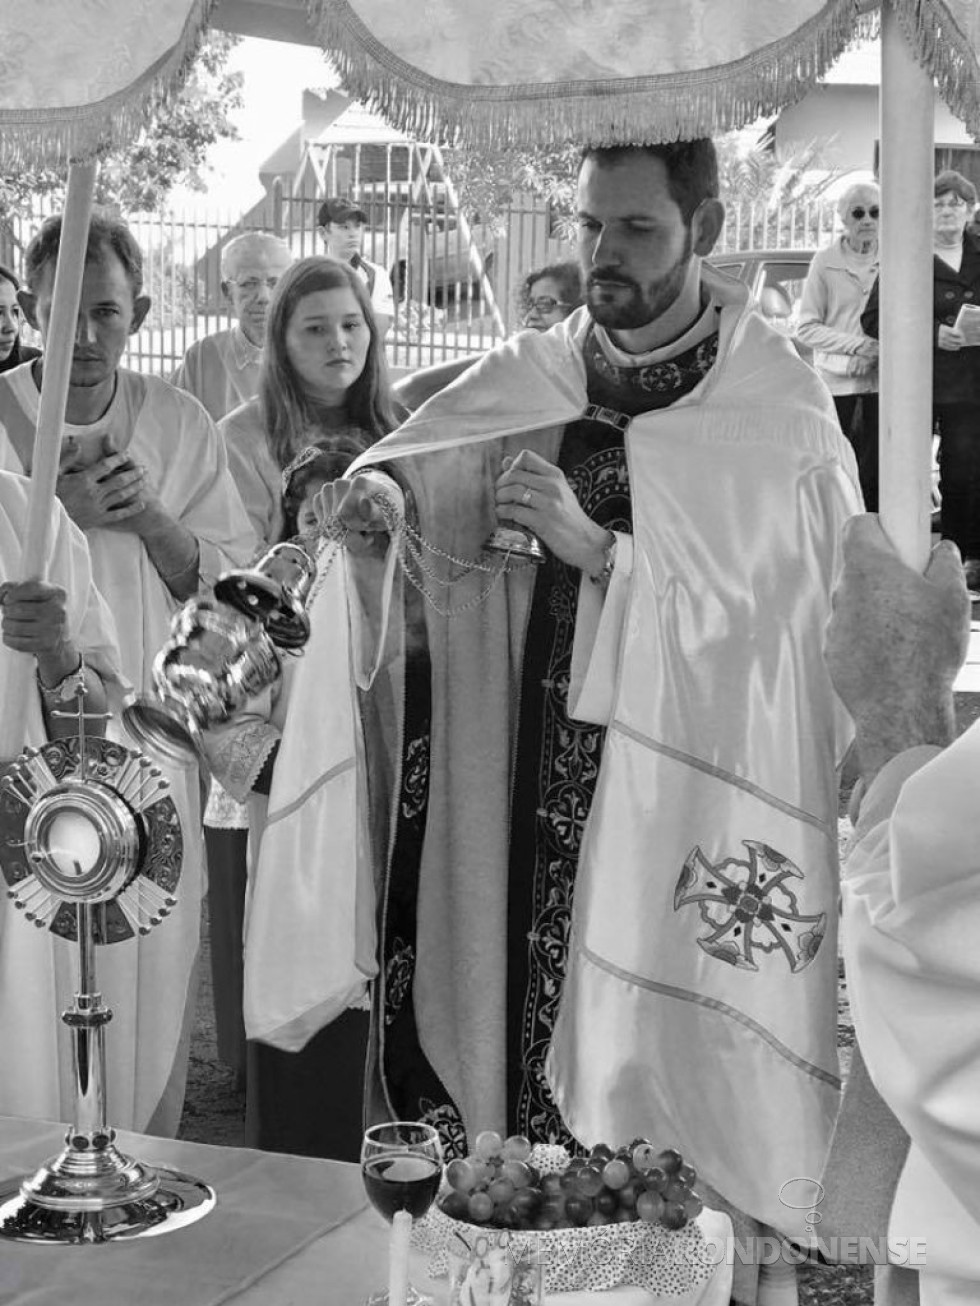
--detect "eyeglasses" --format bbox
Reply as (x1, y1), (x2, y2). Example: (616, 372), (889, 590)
(524, 296), (572, 317)
(934, 196), (969, 210)
(228, 276), (280, 296)
(849, 206), (879, 220)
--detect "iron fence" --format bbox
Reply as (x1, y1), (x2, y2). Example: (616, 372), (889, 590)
(0, 190), (838, 376)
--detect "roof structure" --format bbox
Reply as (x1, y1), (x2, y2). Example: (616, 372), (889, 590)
(309, 97), (411, 147)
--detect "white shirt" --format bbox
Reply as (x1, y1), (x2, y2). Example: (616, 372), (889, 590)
(351, 255), (395, 322)
(0, 364), (255, 1134)
(843, 722), (980, 1301)
(171, 325), (263, 423)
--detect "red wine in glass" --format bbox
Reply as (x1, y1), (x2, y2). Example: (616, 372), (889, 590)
(362, 1152), (441, 1220)
(361, 1122), (443, 1306)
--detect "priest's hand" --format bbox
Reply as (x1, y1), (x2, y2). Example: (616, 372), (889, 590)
(495, 449), (610, 575)
(56, 451), (146, 531)
(312, 471), (404, 558)
(824, 514), (969, 783)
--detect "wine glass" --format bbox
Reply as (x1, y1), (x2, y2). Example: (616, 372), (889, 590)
(361, 1121), (443, 1306)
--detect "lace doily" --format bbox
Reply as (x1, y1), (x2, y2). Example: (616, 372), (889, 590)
(412, 1205), (716, 1297)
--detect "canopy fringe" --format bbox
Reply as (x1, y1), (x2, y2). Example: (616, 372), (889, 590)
(307, 0), (880, 147)
(0, 0), (216, 170)
(891, 0), (980, 139)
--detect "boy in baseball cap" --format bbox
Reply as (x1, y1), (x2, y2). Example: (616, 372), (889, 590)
(317, 196), (393, 337)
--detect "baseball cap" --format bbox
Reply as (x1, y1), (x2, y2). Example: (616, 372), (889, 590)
(318, 197), (368, 227)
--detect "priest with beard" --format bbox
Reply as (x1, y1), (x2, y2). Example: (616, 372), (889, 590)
(208, 140), (861, 1306)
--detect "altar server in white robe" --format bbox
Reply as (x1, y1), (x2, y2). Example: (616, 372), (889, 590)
(0, 470), (122, 1122)
(231, 142), (860, 1306)
(0, 212), (255, 1135)
(826, 514), (979, 1306)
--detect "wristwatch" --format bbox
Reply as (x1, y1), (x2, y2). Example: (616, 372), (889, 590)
(37, 655), (86, 704)
(589, 533), (618, 586)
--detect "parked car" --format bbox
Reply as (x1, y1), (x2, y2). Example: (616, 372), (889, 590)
(708, 248), (815, 358)
(357, 182), (495, 305)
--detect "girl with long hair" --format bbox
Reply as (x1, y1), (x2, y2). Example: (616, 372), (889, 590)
(211, 257), (403, 1162)
(220, 255), (402, 548)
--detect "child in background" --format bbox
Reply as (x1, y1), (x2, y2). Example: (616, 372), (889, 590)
(280, 437), (370, 541)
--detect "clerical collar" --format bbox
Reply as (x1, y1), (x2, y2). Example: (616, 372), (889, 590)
(593, 298), (720, 370)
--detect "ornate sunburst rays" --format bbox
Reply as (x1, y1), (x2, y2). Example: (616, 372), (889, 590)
(0, 737), (182, 943)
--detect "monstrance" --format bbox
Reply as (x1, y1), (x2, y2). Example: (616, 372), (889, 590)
(0, 687), (215, 1244)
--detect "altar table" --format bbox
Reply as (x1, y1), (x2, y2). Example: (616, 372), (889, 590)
(0, 1117), (733, 1305)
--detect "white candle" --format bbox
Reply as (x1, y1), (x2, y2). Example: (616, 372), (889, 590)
(387, 1209), (412, 1306)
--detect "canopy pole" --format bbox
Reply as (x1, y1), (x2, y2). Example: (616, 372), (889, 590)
(0, 160), (97, 760)
(878, 4), (934, 572)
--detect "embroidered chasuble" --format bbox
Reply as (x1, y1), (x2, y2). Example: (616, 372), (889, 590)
(379, 323), (721, 1150)
(238, 277), (860, 1243)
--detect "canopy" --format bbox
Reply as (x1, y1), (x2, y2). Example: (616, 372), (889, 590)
(307, 0), (980, 149)
(0, 1), (214, 168)
(0, 0), (976, 758)
(3, 2), (979, 158)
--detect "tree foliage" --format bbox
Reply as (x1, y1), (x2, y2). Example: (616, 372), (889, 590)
(715, 133), (842, 250)
(0, 32), (243, 223)
(445, 129), (841, 250)
(715, 133), (839, 206)
(443, 142), (581, 239)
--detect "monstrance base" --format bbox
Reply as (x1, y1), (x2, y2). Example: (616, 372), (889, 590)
(0, 1164), (215, 1244)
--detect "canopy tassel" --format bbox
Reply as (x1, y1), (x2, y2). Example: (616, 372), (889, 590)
(0, 0), (216, 170)
(307, 0), (882, 148)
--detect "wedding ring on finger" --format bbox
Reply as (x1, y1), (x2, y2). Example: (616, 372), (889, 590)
(521, 487), (533, 507)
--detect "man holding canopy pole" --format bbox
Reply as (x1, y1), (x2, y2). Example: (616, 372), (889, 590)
(0, 472), (123, 1124)
(0, 210), (255, 1136)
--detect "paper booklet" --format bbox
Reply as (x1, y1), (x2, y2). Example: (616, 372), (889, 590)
(953, 302), (980, 345)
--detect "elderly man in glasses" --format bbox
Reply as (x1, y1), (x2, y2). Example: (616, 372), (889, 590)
(863, 169), (980, 594)
(172, 231), (293, 423)
(797, 181), (881, 510)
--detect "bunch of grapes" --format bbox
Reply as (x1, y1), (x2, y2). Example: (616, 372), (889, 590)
(438, 1131), (703, 1233)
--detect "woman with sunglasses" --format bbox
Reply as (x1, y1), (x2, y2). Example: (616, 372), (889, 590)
(519, 261), (584, 331)
(797, 182), (881, 509)
(863, 170), (980, 593)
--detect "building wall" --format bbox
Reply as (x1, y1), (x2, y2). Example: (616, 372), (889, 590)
(776, 84), (975, 175)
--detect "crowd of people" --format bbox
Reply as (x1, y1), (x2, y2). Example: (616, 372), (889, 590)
(861, 169), (980, 592)
(798, 167), (980, 592)
(0, 148), (977, 1306)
